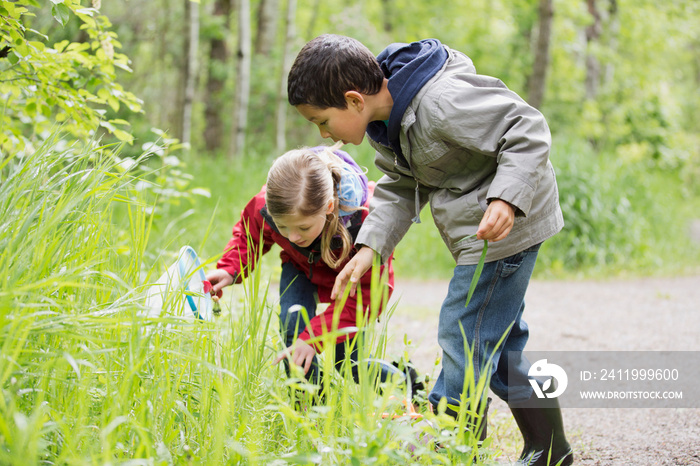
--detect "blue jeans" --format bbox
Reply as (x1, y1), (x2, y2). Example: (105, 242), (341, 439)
(428, 244), (541, 415)
(278, 262), (398, 386)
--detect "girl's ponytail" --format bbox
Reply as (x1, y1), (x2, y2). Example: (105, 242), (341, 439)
(319, 149), (353, 268)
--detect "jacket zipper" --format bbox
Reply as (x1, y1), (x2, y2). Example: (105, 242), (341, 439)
(307, 251), (314, 280)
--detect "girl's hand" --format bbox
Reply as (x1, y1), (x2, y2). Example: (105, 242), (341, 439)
(205, 269), (234, 298)
(477, 199), (515, 242)
(331, 246), (375, 300)
(273, 338), (316, 375)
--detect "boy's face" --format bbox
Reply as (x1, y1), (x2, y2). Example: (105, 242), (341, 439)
(296, 96), (368, 146)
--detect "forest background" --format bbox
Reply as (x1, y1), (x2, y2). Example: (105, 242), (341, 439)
(3, 0), (700, 278)
(0, 0), (699, 464)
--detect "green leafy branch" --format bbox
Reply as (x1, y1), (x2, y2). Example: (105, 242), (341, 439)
(0, 0), (142, 155)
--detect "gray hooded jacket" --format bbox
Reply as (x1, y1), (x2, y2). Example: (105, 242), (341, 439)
(357, 46), (564, 265)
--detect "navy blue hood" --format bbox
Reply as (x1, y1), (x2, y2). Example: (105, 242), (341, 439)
(366, 39), (448, 158)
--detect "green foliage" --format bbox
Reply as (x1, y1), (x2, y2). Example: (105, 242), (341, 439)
(545, 1), (699, 170)
(93, 0), (700, 190)
(1, 0), (699, 458)
(536, 136), (700, 277)
(0, 134), (496, 465)
(134, 128), (212, 216)
(0, 0), (142, 155)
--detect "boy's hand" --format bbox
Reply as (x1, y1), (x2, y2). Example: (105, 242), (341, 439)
(205, 269), (234, 298)
(477, 199), (515, 242)
(331, 246), (375, 300)
(273, 338), (316, 375)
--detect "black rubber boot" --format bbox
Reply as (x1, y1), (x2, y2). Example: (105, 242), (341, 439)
(391, 359), (427, 404)
(509, 397), (573, 466)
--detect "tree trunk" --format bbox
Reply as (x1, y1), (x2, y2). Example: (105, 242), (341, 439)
(204, 0), (231, 152)
(380, 0), (393, 33)
(182, 0), (199, 146)
(172, 0), (185, 140)
(230, 0), (251, 157)
(276, 0), (296, 152)
(155, 0), (169, 131)
(603, 0), (619, 84)
(585, 0), (603, 100)
(305, 0), (321, 40)
(527, 0), (553, 109)
(255, 0), (279, 56)
(514, 1), (536, 97)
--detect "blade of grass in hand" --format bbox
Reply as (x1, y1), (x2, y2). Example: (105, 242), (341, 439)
(466, 239), (488, 307)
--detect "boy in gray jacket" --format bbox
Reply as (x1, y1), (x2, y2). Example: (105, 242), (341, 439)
(288, 34), (572, 466)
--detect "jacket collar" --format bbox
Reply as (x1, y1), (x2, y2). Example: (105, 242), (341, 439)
(366, 39), (447, 158)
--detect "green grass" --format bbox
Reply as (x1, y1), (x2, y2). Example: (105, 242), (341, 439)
(3, 132), (696, 464)
(0, 136), (497, 464)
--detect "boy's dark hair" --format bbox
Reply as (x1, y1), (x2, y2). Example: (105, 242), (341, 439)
(288, 34), (384, 109)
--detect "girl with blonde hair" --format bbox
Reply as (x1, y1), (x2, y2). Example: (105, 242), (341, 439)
(206, 144), (401, 392)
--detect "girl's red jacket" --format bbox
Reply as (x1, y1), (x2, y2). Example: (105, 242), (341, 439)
(216, 182), (394, 350)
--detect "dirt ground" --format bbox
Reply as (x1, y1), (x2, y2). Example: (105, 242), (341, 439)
(384, 275), (700, 465)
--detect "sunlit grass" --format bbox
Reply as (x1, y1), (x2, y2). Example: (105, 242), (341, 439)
(7, 131), (691, 463)
(0, 135), (497, 464)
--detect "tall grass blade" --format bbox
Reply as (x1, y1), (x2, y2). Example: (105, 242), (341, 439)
(466, 239), (489, 307)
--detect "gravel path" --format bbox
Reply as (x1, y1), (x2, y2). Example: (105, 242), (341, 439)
(385, 275), (700, 465)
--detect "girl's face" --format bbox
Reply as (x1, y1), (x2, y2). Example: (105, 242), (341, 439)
(272, 202), (333, 248)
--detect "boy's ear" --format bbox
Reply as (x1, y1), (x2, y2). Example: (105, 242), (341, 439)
(344, 91), (365, 111)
